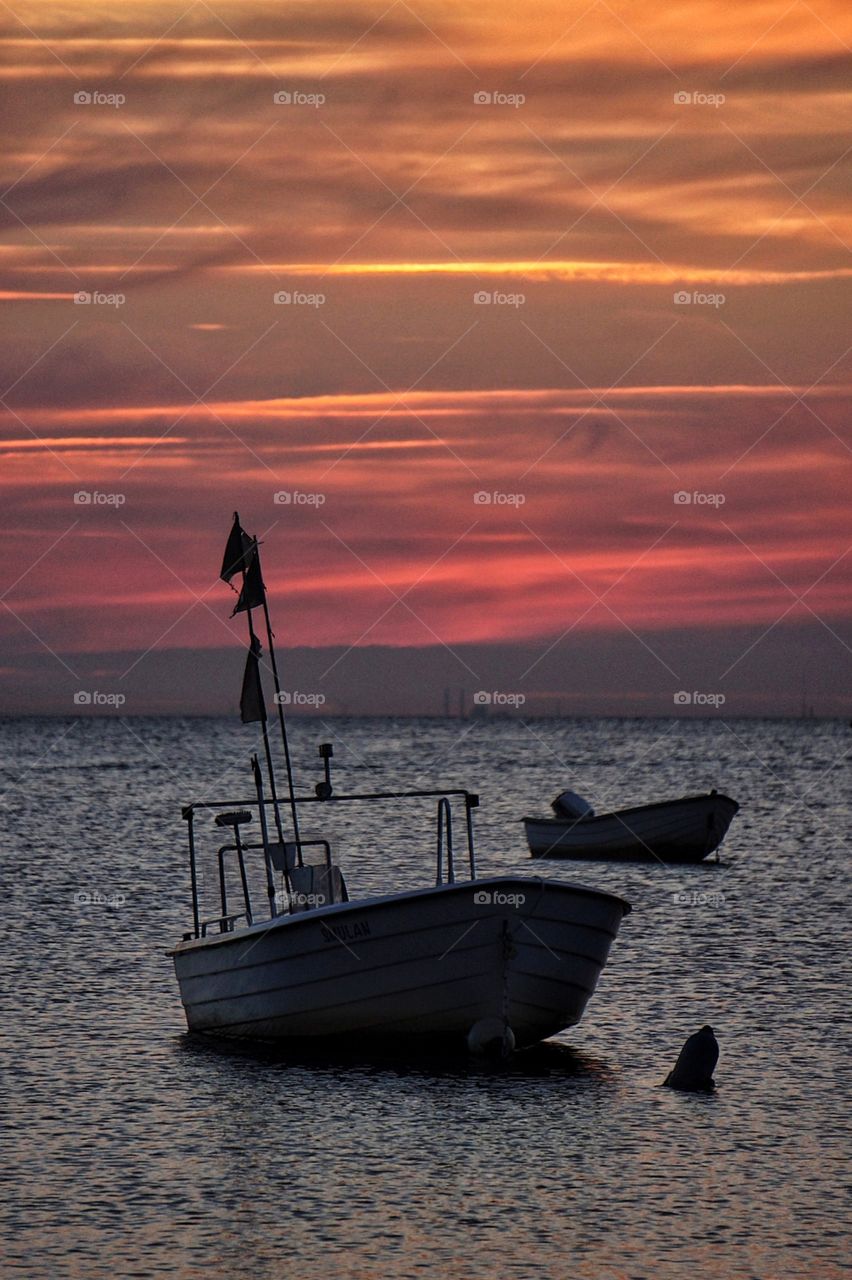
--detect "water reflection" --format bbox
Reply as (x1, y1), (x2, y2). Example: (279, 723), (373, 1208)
(1, 716), (849, 1280)
(177, 1029), (616, 1085)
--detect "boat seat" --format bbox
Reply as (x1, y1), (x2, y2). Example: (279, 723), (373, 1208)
(266, 840), (298, 872)
(288, 863), (348, 912)
(264, 841), (348, 911)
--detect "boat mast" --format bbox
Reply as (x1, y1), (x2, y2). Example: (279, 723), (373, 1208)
(223, 510), (285, 847)
(240, 600), (286, 845)
(249, 530), (303, 858)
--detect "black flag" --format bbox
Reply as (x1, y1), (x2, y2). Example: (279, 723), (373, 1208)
(240, 635), (267, 723)
(231, 542), (265, 615)
(220, 512), (252, 585)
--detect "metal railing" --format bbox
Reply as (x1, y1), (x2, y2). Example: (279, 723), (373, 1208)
(181, 784), (479, 940)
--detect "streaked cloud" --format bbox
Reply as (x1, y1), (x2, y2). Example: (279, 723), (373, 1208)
(1, 0), (850, 709)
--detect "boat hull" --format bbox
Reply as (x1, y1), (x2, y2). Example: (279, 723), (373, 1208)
(172, 876), (630, 1051)
(524, 792), (739, 863)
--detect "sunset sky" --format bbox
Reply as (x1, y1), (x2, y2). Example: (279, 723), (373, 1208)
(1, 0), (851, 714)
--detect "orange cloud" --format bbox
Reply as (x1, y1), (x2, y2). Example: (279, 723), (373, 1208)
(0, 0), (850, 697)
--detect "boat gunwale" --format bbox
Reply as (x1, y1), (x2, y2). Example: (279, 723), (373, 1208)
(171, 873), (631, 957)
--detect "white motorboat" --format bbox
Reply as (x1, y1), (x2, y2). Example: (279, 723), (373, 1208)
(173, 864), (631, 1052)
(524, 789), (739, 863)
(170, 515), (631, 1055)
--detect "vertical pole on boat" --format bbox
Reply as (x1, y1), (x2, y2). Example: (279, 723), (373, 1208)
(250, 532), (303, 862)
(223, 510), (286, 846)
(252, 754), (280, 918)
(183, 805), (200, 938)
(465, 792), (479, 879)
(244, 606), (286, 846)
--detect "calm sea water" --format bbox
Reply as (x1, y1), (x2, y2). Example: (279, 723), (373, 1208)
(1, 714), (849, 1280)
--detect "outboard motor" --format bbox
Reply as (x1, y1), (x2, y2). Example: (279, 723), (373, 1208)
(551, 789), (595, 820)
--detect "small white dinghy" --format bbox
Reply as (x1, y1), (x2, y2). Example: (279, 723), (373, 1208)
(524, 789), (739, 863)
(170, 515), (631, 1055)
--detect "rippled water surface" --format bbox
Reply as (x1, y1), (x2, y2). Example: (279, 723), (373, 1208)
(1, 715), (849, 1279)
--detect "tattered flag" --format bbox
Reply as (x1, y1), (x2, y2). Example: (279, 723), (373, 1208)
(231, 542), (265, 615)
(220, 512), (252, 585)
(240, 634), (267, 724)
